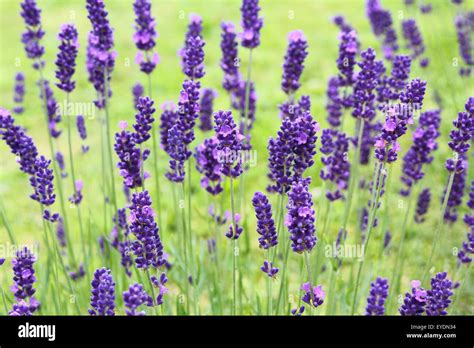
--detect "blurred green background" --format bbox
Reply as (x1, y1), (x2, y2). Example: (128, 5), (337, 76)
(0, 0), (472, 315)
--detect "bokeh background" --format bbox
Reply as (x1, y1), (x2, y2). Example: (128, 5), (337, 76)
(0, 0), (472, 315)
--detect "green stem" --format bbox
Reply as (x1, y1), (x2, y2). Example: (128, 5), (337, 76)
(179, 182), (190, 314)
(230, 176), (238, 315)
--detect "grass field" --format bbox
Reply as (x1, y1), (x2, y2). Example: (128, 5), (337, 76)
(0, 0), (473, 315)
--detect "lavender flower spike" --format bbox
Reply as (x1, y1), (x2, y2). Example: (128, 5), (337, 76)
(76, 115), (89, 153)
(20, 0), (45, 68)
(55, 24), (79, 92)
(426, 272), (454, 316)
(183, 35), (205, 80)
(177, 79), (201, 151)
(88, 268), (115, 316)
(402, 19), (428, 67)
(13, 73), (25, 114)
(123, 283), (153, 316)
(286, 178), (317, 253)
(132, 83), (144, 110)
(29, 155), (56, 206)
(220, 21), (240, 93)
(281, 30), (308, 95)
(214, 110), (243, 178)
(194, 137), (223, 195)
(399, 280), (427, 316)
(133, 0), (159, 74)
(199, 88), (217, 131)
(365, 277), (389, 316)
(133, 96), (156, 144)
(252, 192), (278, 249)
(240, 0), (263, 49)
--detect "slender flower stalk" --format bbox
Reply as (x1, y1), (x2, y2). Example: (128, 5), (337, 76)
(13, 72), (25, 115)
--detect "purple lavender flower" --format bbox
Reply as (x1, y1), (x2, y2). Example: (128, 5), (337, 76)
(220, 21), (240, 93)
(400, 109), (441, 196)
(464, 181), (474, 227)
(365, 277), (389, 316)
(325, 76), (343, 127)
(194, 137), (223, 195)
(301, 283), (325, 308)
(199, 88), (216, 131)
(55, 151), (67, 178)
(29, 155), (55, 206)
(88, 267), (115, 316)
(455, 13), (473, 77)
(129, 191), (165, 269)
(337, 30), (358, 88)
(86, 0), (116, 108)
(68, 179), (83, 205)
(261, 260), (279, 278)
(39, 80), (61, 138)
(151, 272), (168, 305)
(399, 280), (427, 316)
(114, 122), (148, 189)
(0, 258), (5, 266)
(352, 48), (385, 121)
(415, 188), (430, 223)
(232, 79), (256, 131)
(291, 305), (305, 316)
(132, 83), (144, 110)
(426, 272), (454, 316)
(214, 110), (243, 178)
(320, 129), (350, 201)
(76, 115), (89, 153)
(286, 178), (317, 253)
(166, 124), (187, 183)
(56, 217), (66, 247)
(9, 247), (39, 316)
(252, 192), (278, 249)
(55, 24), (79, 92)
(13, 73), (25, 114)
(446, 97), (474, 173)
(457, 230), (474, 264)
(123, 283), (153, 315)
(281, 30), (308, 95)
(333, 15), (355, 33)
(402, 19), (428, 67)
(366, 0), (399, 59)
(180, 13), (202, 69)
(69, 264), (85, 281)
(226, 213), (244, 240)
(177, 79), (201, 151)
(20, 0), (45, 68)
(183, 35), (205, 80)
(377, 55), (412, 105)
(0, 108), (38, 175)
(240, 0), (263, 49)
(133, 0), (159, 74)
(159, 101), (178, 155)
(133, 96), (155, 144)
(383, 230), (391, 249)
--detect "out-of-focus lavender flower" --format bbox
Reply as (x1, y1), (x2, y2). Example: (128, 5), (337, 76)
(151, 272), (168, 305)
(69, 179), (84, 205)
(208, 205), (231, 226)
(132, 83), (144, 110)
(39, 80), (61, 138)
(0, 108), (38, 175)
(333, 15), (355, 33)
(366, 0), (399, 59)
(43, 209), (59, 223)
(291, 305), (305, 316)
(123, 283), (153, 315)
(279, 94), (310, 121)
(281, 30), (308, 95)
(286, 178), (317, 253)
(29, 155), (55, 206)
(457, 230), (474, 264)
(56, 217), (66, 248)
(177, 79), (201, 151)
(232, 79), (256, 132)
(86, 0), (116, 108)
(320, 129), (350, 201)
(225, 213), (243, 240)
(133, 96), (155, 144)
(133, 0), (159, 74)
(159, 101), (178, 155)
(352, 48), (385, 121)
(199, 88), (216, 131)
(194, 137), (222, 195)
(464, 181), (474, 227)
(214, 110), (243, 178)
(400, 109), (441, 196)
(267, 111), (319, 193)
(402, 19), (428, 67)
(180, 13), (202, 70)
(337, 30), (358, 88)
(114, 121), (148, 189)
(383, 230), (391, 249)
(0, 258), (5, 266)
(326, 76), (343, 127)
(240, 0), (263, 49)
(55, 151), (67, 178)
(426, 272), (454, 316)
(446, 97), (474, 173)
(374, 79), (426, 163)
(261, 260), (279, 278)
(183, 35), (205, 80)
(301, 282), (325, 308)
(88, 267), (115, 316)
(207, 238), (217, 255)
(420, 4), (432, 13)
(399, 280), (427, 316)
(252, 192), (278, 249)
(377, 55), (412, 105)
(443, 167), (467, 223)
(220, 21), (240, 93)
(365, 277), (389, 316)
(455, 13), (474, 77)
(20, 0), (45, 68)
(415, 188), (430, 223)
(55, 24), (79, 92)
(13, 73), (25, 114)
(129, 191), (165, 269)
(9, 247), (39, 316)
(166, 124), (187, 183)
(76, 115), (89, 153)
